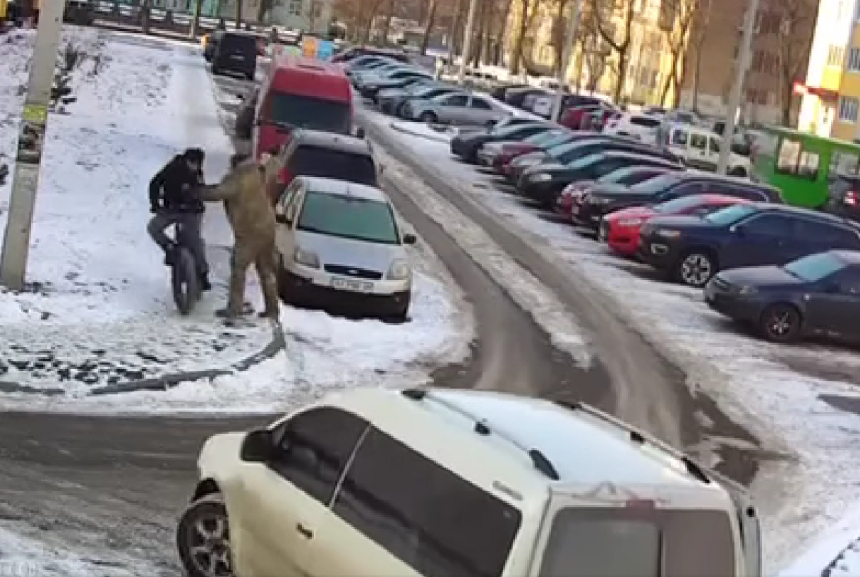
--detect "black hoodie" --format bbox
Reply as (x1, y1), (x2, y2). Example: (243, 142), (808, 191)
(149, 155), (205, 213)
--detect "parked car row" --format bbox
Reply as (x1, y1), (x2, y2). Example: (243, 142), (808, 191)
(444, 117), (860, 345)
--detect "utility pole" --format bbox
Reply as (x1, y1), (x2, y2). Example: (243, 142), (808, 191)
(0, 0), (66, 291)
(190, 0), (204, 39)
(716, 0), (759, 174)
(457, 0), (479, 85)
(550, 0), (583, 122)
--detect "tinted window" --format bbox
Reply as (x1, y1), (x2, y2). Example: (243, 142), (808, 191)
(742, 214), (795, 236)
(441, 94), (469, 106)
(471, 98), (493, 110)
(658, 181), (705, 200)
(599, 167), (663, 185)
(690, 133), (707, 151)
(298, 192), (399, 244)
(289, 146), (377, 186)
(631, 173), (683, 194)
(526, 130), (567, 145)
(630, 116), (661, 128)
(654, 195), (714, 213)
(221, 34), (257, 51)
(538, 508), (735, 577)
(272, 407), (369, 505)
(784, 252), (848, 282)
(711, 184), (769, 202)
(269, 93), (351, 134)
(705, 204), (758, 225)
(333, 427), (521, 577)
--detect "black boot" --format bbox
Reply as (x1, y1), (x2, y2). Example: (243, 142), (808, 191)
(163, 243), (177, 266)
(199, 273), (212, 291)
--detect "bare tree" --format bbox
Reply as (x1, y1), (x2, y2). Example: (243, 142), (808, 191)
(551, 0), (571, 74)
(775, 0), (815, 126)
(190, 0), (205, 37)
(509, 0), (538, 74)
(577, 6), (605, 92)
(380, 0), (395, 45)
(658, 0), (700, 107)
(420, 0), (439, 54)
(689, 0), (712, 111)
(257, 0), (274, 22)
(592, 0), (637, 102)
(235, 0), (243, 29)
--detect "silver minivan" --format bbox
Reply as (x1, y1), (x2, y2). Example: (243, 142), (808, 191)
(274, 176), (416, 321)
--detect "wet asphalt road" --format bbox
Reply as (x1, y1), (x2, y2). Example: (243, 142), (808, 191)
(0, 49), (768, 574)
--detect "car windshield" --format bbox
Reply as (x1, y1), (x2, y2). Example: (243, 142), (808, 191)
(549, 139), (602, 158)
(288, 146), (378, 186)
(221, 34), (257, 52)
(268, 93), (351, 134)
(654, 196), (711, 213)
(298, 191), (399, 244)
(704, 204), (758, 225)
(568, 153), (603, 169)
(537, 508), (736, 577)
(783, 252), (847, 282)
(526, 129), (566, 145)
(598, 167), (654, 185)
(630, 173), (684, 195)
(411, 86), (440, 96)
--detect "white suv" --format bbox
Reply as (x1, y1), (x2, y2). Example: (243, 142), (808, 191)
(177, 388), (761, 577)
(274, 176), (415, 321)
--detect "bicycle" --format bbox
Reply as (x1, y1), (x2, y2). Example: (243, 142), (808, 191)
(169, 219), (202, 315)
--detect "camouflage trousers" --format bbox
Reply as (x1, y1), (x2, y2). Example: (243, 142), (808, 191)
(228, 238), (279, 319)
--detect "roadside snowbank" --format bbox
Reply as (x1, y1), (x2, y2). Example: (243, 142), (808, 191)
(360, 109), (860, 572)
(0, 31), (473, 410)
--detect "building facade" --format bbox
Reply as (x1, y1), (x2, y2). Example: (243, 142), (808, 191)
(680, 0), (817, 126)
(798, 0), (860, 140)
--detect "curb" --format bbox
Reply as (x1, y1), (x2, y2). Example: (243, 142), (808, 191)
(0, 323), (286, 397)
(389, 121), (452, 144)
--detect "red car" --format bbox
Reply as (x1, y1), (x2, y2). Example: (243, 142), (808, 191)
(600, 194), (753, 257)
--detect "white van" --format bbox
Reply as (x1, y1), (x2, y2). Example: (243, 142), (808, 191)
(177, 387), (761, 577)
(664, 123), (751, 177)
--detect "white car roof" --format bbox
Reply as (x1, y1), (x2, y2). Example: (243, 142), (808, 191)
(325, 387), (727, 493)
(301, 176), (389, 203)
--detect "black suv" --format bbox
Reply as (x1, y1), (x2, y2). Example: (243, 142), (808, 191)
(571, 172), (782, 234)
(274, 129), (378, 203)
(211, 32), (258, 80)
(638, 203), (860, 287)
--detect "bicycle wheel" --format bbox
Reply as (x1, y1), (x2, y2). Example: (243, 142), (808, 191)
(172, 247), (200, 315)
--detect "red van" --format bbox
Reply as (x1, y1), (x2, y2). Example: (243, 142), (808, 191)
(252, 56), (354, 158)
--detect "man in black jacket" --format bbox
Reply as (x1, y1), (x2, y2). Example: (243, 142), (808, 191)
(147, 148), (211, 291)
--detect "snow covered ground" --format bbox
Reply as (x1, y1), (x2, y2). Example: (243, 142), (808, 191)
(0, 29), (473, 412)
(358, 108), (860, 573)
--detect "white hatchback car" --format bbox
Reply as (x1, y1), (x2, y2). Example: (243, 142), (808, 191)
(177, 387), (761, 577)
(273, 176), (415, 321)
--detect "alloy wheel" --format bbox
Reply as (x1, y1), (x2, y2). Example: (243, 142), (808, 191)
(679, 253), (713, 287)
(186, 512), (232, 577)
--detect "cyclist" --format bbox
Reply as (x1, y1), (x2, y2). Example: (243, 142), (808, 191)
(147, 147), (211, 291)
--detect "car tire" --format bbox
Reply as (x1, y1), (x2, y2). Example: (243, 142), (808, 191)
(673, 249), (717, 287)
(758, 303), (802, 343)
(176, 493), (234, 577)
(419, 111), (438, 124)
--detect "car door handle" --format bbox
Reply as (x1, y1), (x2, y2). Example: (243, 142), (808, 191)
(296, 523), (314, 539)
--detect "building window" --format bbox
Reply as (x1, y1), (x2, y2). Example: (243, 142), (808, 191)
(839, 96), (859, 122)
(288, 0), (302, 16)
(828, 45), (846, 66)
(849, 48), (860, 72)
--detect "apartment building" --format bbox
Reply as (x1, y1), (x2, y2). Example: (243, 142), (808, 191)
(798, 0), (860, 140)
(679, 0), (817, 125)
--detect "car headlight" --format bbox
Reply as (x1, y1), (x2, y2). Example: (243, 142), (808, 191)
(619, 218), (643, 226)
(294, 247), (320, 268)
(387, 259), (411, 281)
(655, 229), (681, 239)
(531, 173), (551, 182)
(738, 285), (758, 295)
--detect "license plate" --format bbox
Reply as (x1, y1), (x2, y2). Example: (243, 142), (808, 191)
(331, 277), (373, 293)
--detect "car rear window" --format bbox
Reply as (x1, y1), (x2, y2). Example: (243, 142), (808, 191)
(269, 93), (351, 134)
(221, 34), (257, 51)
(289, 145), (377, 186)
(538, 508), (736, 577)
(298, 192), (398, 244)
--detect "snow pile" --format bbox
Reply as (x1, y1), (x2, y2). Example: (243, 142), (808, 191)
(0, 31), (473, 410)
(781, 505), (860, 577)
(358, 106), (860, 572)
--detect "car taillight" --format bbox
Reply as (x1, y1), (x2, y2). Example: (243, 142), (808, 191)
(846, 190), (858, 206)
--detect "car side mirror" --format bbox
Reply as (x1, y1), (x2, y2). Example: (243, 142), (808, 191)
(240, 429), (274, 463)
(356, 127), (365, 139)
(403, 233), (417, 245)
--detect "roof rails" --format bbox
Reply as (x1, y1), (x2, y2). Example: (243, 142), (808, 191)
(553, 400), (710, 485)
(401, 388), (560, 480)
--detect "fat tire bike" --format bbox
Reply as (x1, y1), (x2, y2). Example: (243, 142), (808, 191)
(169, 219), (202, 315)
